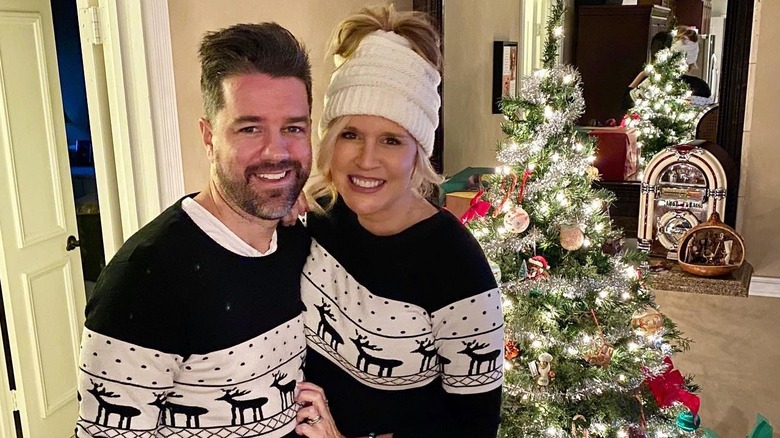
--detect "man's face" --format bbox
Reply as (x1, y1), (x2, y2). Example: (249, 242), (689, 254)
(200, 74), (312, 220)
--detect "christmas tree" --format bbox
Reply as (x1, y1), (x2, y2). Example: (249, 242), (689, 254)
(624, 47), (704, 161)
(463, 2), (700, 436)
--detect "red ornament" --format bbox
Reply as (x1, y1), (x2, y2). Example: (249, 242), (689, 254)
(460, 189), (491, 224)
(517, 168), (533, 204)
(644, 357), (700, 415)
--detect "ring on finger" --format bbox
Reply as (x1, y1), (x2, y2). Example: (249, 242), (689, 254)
(306, 414), (322, 425)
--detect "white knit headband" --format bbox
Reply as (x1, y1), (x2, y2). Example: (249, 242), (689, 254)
(320, 30), (441, 157)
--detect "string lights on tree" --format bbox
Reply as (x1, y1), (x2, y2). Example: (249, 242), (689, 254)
(461, 2), (701, 436)
(625, 48), (704, 161)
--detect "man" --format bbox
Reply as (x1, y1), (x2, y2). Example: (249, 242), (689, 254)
(76, 23), (312, 438)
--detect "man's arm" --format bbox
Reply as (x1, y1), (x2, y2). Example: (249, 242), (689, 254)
(76, 328), (182, 437)
(76, 254), (186, 437)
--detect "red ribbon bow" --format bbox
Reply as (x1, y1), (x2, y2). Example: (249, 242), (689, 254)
(644, 357), (700, 415)
(460, 189), (491, 224)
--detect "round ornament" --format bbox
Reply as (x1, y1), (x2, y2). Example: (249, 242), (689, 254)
(586, 166), (600, 181)
(488, 259), (502, 283)
(630, 307), (665, 337)
(503, 205), (530, 233)
(560, 225), (585, 251)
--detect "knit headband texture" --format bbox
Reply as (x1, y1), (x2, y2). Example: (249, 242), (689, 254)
(320, 30), (441, 157)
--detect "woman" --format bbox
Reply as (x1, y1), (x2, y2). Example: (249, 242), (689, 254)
(671, 25), (700, 72)
(294, 5), (503, 438)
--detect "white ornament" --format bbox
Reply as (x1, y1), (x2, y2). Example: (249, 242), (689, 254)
(560, 225), (585, 251)
(536, 352), (553, 386)
(503, 206), (530, 233)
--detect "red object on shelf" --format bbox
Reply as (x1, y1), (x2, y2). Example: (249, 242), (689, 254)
(586, 126), (639, 181)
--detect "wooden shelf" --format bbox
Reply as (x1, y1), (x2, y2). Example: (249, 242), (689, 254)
(646, 258), (753, 297)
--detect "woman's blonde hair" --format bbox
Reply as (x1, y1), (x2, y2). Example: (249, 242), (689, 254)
(306, 116), (444, 214)
(306, 5), (444, 213)
(328, 4), (441, 72)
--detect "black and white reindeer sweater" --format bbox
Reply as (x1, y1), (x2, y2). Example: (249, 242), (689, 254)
(301, 198), (504, 438)
(76, 196), (310, 438)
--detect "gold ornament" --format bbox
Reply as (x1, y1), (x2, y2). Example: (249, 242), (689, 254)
(631, 307), (665, 337)
(584, 342), (614, 367)
(585, 308), (613, 367)
(586, 166), (600, 181)
(560, 225), (585, 251)
(503, 205), (530, 233)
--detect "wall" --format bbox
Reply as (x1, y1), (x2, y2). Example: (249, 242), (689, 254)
(168, 0), (411, 192)
(740, 0), (780, 277)
(442, 0), (521, 175)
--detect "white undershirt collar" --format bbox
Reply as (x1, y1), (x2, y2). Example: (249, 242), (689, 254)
(182, 197), (278, 257)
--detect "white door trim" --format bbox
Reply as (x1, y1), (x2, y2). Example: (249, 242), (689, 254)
(77, 0), (183, 258)
(77, 0), (124, 259)
(139, 0), (185, 208)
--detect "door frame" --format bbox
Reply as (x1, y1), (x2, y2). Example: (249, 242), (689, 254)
(76, 0), (185, 259)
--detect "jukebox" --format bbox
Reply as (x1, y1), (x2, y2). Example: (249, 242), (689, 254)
(637, 144), (727, 259)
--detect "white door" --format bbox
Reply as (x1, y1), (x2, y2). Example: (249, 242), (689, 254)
(0, 0), (87, 437)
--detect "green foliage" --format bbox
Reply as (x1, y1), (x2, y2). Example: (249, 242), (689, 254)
(626, 49), (705, 160)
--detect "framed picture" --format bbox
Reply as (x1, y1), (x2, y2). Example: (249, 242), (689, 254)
(492, 41), (518, 114)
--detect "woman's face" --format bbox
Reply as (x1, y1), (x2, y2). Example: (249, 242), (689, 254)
(330, 115), (419, 223)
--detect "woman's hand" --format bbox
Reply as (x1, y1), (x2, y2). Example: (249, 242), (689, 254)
(294, 381), (344, 438)
(280, 193), (309, 227)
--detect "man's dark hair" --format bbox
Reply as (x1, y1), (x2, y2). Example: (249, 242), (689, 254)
(198, 23), (312, 121)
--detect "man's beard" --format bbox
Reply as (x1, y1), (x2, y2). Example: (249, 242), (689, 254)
(215, 160), (309, 220)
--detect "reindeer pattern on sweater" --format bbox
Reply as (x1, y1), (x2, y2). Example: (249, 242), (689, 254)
(300, 198), (504, 438)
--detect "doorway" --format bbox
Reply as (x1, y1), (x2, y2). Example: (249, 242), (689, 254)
(51, 0), (105, 290)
